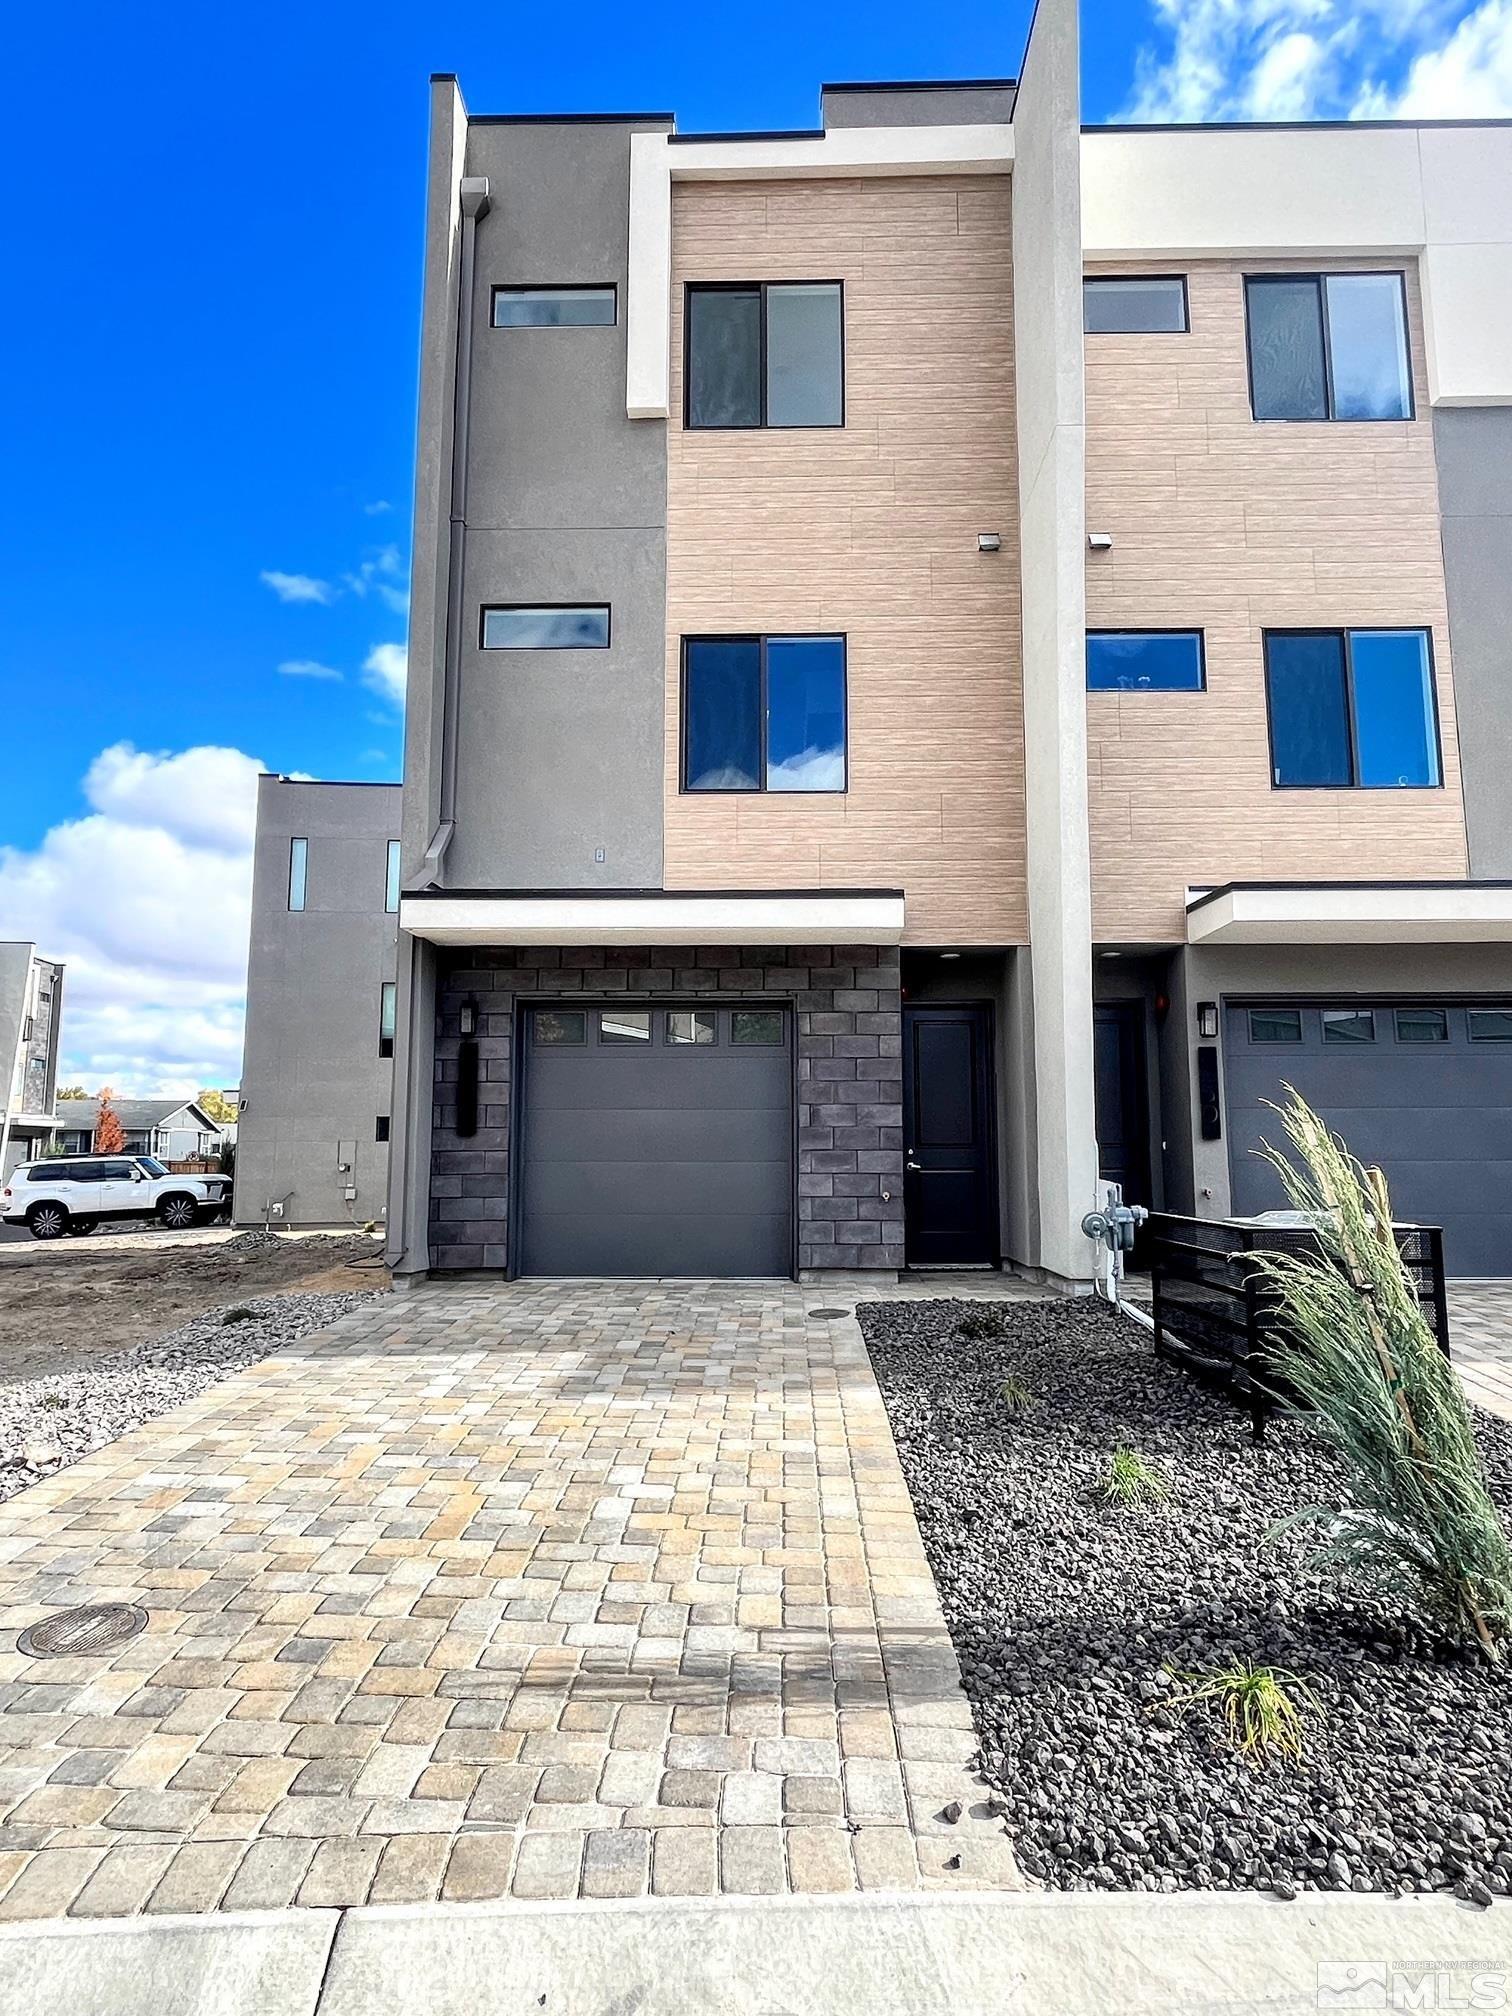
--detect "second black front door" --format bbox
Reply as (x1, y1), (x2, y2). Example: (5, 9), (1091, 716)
(902, 1004), (997, 1265)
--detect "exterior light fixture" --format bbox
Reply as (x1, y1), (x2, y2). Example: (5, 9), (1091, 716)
(1087, 531), (1113, 551)
(1197, 1001), (1218, 1040)
(459, 1000), (477, 1036)
(977, 533), (1001, 553)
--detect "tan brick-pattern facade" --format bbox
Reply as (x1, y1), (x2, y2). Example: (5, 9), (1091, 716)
(664, 176), (1026, 947)
(1085, 257), (1469, 943)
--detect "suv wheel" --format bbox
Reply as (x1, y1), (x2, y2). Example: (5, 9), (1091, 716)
(27, 1203), (68, 1240)
(158, 1194), (198, 1230)
(66, 1218), (98, 1237)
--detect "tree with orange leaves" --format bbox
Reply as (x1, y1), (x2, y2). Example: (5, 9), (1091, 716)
(94, 1087), (126, 1155)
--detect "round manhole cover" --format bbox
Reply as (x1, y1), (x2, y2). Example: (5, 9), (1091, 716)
(18, 1603), (148, 1660)
(808, 1307), (849, 1319)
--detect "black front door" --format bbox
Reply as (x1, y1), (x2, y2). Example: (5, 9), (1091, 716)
(1093, 1001), (1150, 1209)
(902, 1004), (997, 1265)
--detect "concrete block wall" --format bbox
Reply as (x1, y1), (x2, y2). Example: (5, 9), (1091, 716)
(428, 943), (904, 1273)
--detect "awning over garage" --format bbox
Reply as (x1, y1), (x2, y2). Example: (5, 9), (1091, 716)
(1187, 881), (1512, 947)
(400, 888), (905, 947)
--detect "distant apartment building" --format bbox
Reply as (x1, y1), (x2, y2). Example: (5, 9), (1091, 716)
(238, 0), (1512, 1280)
(0, 944), (64, 1181)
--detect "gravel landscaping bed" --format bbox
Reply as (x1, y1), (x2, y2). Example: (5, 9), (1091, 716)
(0, 1289), (378, 1503)
(859, 1295), (1512, 1899)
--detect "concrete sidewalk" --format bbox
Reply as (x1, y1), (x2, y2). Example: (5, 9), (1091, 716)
(3, 1889), (1507, 2016)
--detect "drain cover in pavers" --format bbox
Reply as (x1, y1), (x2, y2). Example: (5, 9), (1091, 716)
(808, 1307), (849, 1318)
(18, 1602), (148, 1659)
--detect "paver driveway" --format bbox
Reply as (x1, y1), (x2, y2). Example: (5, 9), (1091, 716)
(0, 1281), (1017, 1919)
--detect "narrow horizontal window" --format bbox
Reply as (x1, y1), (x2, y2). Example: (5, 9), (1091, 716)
(385, 840), (401, 914)
(492, 285), (616, 328)
(375, 1115), (390, 1143)
(1322, 1009), (1375, 1044)
(683, 635), (846, 794)
(481, 606), (610, 650)
(1086, 632), (1204, 693)
(686, 281), (843, 430)
(1265, 629), (1439, 790)
(1469, 1009), (1512, 1043)
(1245, 272), (1411, 422)
(288, 837), (308, 912)
(1083, 276), (1188, 334)
(600, 1010), (651, 1043)
(533, 1009), (585, 1045)
(667, 1010), (716, 1046)
(379, 981), (397, 1059)
(1395, 1007), (1447, 1044)
(1248, 1008), (1302, 1044)
(732, 1009), (784, 1046)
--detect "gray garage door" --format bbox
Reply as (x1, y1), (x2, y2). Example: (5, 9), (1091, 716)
(518, 1002), (792, 1277)
(1225, 1000), (1512, 1276)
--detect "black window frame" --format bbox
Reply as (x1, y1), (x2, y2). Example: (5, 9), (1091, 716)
(1085, 628), (1207, 693)
(490, 283), (618, 329)
(1468, 1008), (1512, 1044)
(683, 280), (846, 432)
(1322, 1008), (1377, 1044)
(679, 633), (849, 796)
(1262, 627), (1443, 792)
(664, 1009), (717, 1048)
(1243, 271), (1415, 424)
(1082, 274), (1189, 335)
(479, 604), (612, 651)
(1394, 1006), (1449, 1044)
(375, 1115), (390, 1143)
(1247, 1007), (1303, 1045)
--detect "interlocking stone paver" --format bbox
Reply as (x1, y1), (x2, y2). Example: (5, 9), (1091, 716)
(0, 1279), (1022, 1914)
(69, 1844), (175, 1917)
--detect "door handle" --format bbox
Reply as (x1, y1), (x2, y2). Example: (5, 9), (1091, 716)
(906, 1159), (922, 1171)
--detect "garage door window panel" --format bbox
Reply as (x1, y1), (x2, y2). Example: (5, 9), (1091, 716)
(1469, 1009), (1512, 1043)
(533, 1009), (585, 1045)
(1248, 1008), (1303, 1043)
(1323, 1009), (1376, 1043)
(600, 1011), (652, 1043)
(732, 1009), (785, 1045)
(1396, 1008), (1449, 1044)
(667, 1011), (716, 1046)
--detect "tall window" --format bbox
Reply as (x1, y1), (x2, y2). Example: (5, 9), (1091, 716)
(288, 838), (308, 912)
(385, 841), (401, 914)
(682, 635), (846, 793)
(1245, 274), (1411, 421)
(1264, 629), (1440, 789)
(685, 283), (843, 430)
(379, 982), (397, 1060)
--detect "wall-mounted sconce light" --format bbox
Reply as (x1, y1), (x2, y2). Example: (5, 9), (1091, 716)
(1197, 1000), (1218, 1040)
(1087, 531), (1113, 552)
(459, 999), (477, 1036)
(977, 532), (1001, 553)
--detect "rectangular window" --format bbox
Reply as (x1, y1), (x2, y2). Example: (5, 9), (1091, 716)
(533, 1009), (585, 1045)
(1264, 630), (1439, 789)
(1248, 1008), (1302, 1043)
(385, 840), (401, 915)
(492, 285), (616, 328)
(732, 1009), (784, 1046)
(1083, 275), (1188, 334)
(667, 1010), (716, 1046)
(288, 837), (308, 912)
(379, 982), (397, 1059)
(1086, 632), (1205, 692)
(683, 635), (846, 793)
(375, 1115), (390, 1143)
(481, 605), (610, 650)
(600, 1010), (651, 1043)
(1322, 1009), (1375, 1044)
(1469, 1008), (1512, 1043)
(1395, 1007), (1448, 1043)
(1245, 273), (1411, 421)
(686, 282), (843, 430)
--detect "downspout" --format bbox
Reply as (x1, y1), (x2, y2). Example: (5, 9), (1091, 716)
(415, 173), (490, 886)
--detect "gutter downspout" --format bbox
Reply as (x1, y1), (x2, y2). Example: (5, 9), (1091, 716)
(415, 173), (490, 888)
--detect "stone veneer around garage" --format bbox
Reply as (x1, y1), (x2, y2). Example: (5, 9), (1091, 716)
(429, 944), (904, 1275)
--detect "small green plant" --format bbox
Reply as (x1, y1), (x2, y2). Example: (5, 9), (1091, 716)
(998, 1373), (1036, 1414)
(1165, 1659), (1316, 1763)
(39, 1393), (66, 1411)
(1102, 1444), (1167, 1506)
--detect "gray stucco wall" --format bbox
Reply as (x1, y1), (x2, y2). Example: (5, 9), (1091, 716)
(446, 120), (670, 891)
(820, 84), (1016, 127)
(426, 944), (903, 1275)
(1435, 408), (1512, 878)
(236, 780), (401, 1228)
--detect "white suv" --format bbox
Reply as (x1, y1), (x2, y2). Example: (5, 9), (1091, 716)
(1, 1156), (233, 1239)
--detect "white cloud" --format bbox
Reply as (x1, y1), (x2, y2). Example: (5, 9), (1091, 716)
(363, 499), (393, 516)
(1122, 0), (1503, 122)
(260, 569), (336, 605)
(363, 643), (408, 708)
(278, 658), (343, 682)
(0, 744), (263, 1096)
(345, 544), (410, 617)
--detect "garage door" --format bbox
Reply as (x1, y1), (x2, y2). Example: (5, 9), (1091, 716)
(518, 1002), (792, 1277)
(1225, 1000), (1512, 1276)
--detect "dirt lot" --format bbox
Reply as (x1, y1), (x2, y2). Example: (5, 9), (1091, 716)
(0, 1230), (387, 1383)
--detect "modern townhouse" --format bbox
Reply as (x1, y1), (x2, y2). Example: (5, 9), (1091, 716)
(0, 943), (64, 1181)
(238, 0), (1512, 1283)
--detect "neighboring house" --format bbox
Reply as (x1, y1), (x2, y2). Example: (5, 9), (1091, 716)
(238, 0), (1512, 1281)
(0, 945), (65, 1181)
(235, 781), (401, 1227)
(52, 1098), (226, 1164)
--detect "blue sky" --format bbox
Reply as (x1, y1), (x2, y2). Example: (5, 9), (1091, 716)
(2, 0), (1507, 1092)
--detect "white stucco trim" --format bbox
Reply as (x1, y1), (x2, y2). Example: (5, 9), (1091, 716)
(1186, 884), (1512, 946)
(627, 124), (1014, 419)
(1082, 122), (1512, 407)
(399, 893), (906, 946)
